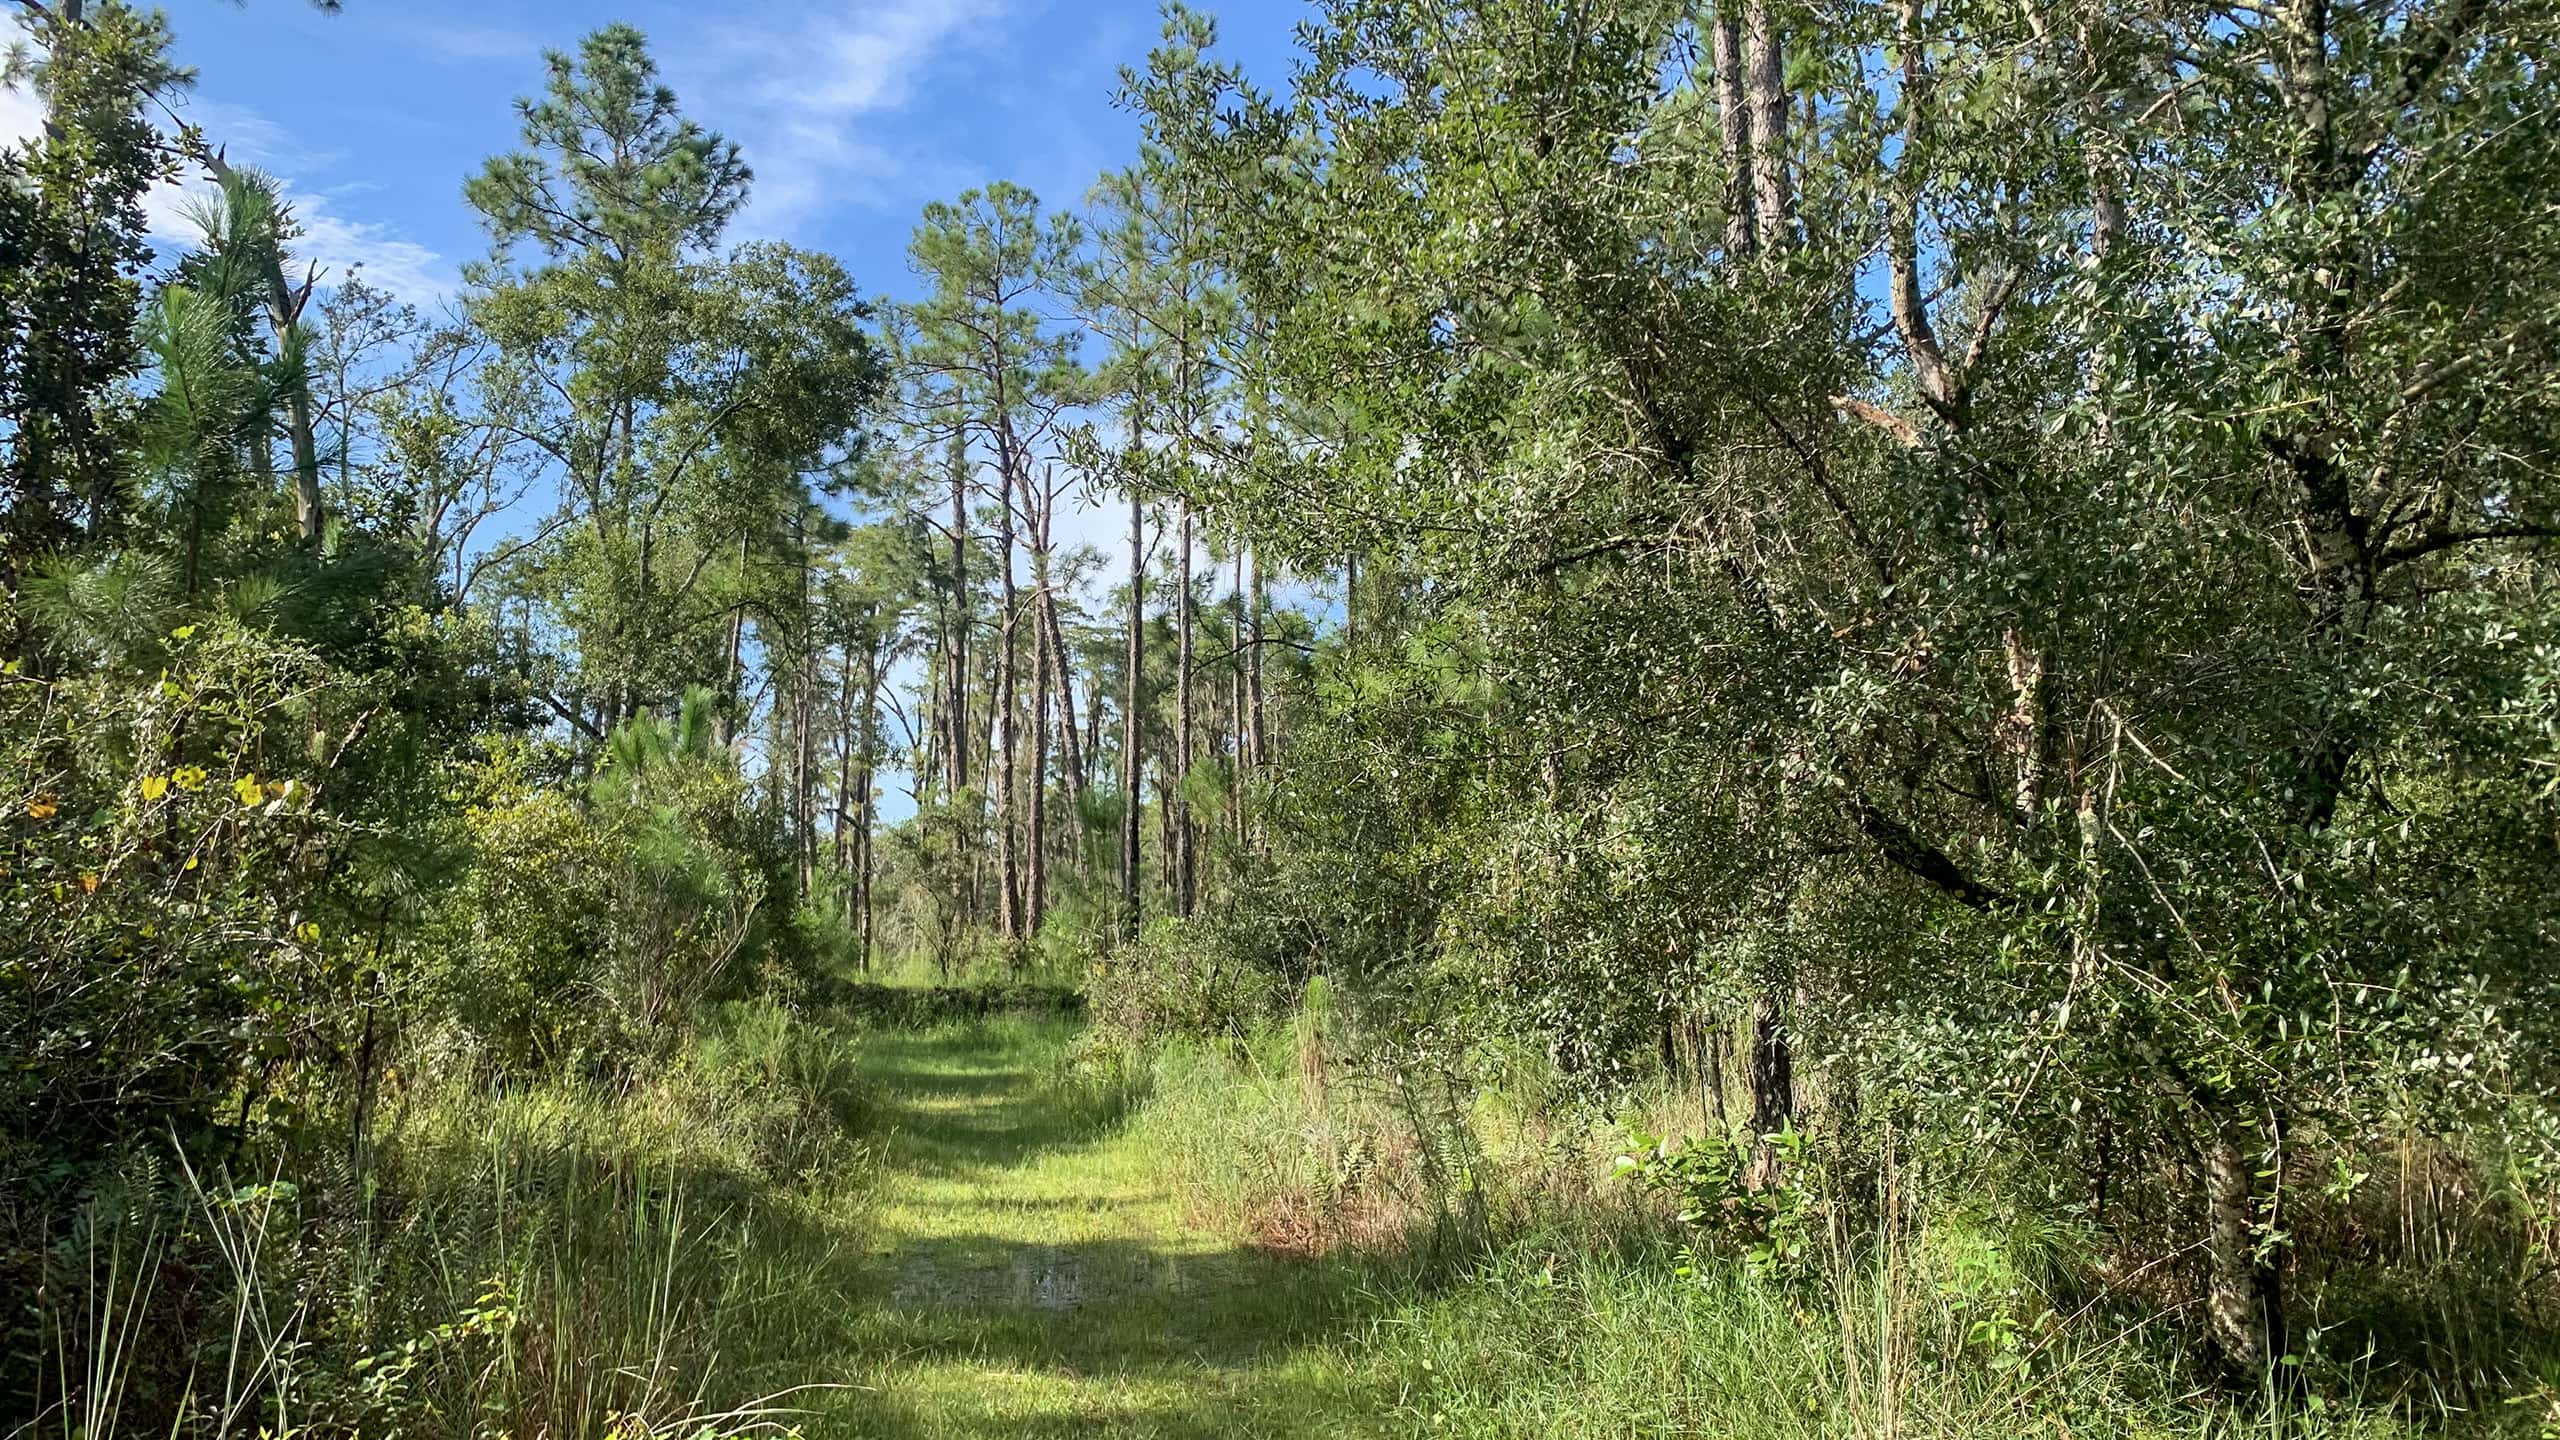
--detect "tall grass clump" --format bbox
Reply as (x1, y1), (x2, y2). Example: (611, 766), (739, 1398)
(18, 1000), (875, 1440)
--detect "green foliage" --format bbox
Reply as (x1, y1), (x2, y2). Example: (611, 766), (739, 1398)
(1088, 915), (1281, 1045)
(1620, 1126), (1819, 1284)
(22, 1004), (870, 1439)
(424, 703), (793, 1077)
(3, 615), (373, 1196)
(14, 0), (2560, 1427)
(0, 0), (182, 559)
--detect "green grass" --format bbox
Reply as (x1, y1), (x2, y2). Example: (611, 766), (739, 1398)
(45, 999), (2532, 1438)
(788, 1010), (2502, 1439)
(809, 1016), (1391, 1438)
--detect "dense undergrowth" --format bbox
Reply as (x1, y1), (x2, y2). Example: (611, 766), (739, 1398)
(1093, 976), (2560, 1440)
(18, 999), (882, 1439)
(19, 950), (2559, 1438)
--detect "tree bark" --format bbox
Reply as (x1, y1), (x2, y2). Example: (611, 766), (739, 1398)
(1743, 0), (1792, 251)
(794, 529), (816, 895)
(1231, 543), (1249, 847)
(2202, 1105), (2288, 1380)
(1043, 587), (1086, 809)
(1026, 567), (1051, 956)
(944, 438), (971, 798)
(721, 529), (748, 749)
(994, 444), (1023, 945)
(857, 642), (881, 974)
(1247, 545), (1268, 772)
(1746, 987), (1795, 1187)
(1711, 3), (1757, 258)
(1344, 553), (1359, 650)
(1174, 500), (1197, 916)
(1123, 490), (1145, 941)
(834, 640), (857, 879)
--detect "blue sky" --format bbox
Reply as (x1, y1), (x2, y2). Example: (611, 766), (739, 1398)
(5, 0), (1327, 815)
(123, 0), (1307, 307)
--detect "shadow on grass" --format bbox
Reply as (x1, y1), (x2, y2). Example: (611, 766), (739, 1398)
(817, 1017), (1406, 1438)
(811, 981), (1087, 1027)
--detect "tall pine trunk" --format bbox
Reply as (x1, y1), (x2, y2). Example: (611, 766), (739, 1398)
(994, 446), (1023, 946)
(1712, 4), (1756, 260)
(1174, 501), (1197, 916)
(857, 642), (882, 974)
(944, 438), (971, 799)
(1744, 0), (1792, 249)
(1230, 545), (1248, 847)
(1025, 559), (1051, 955)
(1247, 546), (1267, 772)
(1122, 490), (1145, 940)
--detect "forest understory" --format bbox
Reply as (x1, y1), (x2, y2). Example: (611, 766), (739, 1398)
(8, 0), (2560, 1433)
(31, 972), (2556, 1439)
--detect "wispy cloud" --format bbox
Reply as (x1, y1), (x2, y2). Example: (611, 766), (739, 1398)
(172, 94), (342, 173)
(1, 83), (452, 304)
(280, 197), (453, 303)
(676, 0), (1009, 237)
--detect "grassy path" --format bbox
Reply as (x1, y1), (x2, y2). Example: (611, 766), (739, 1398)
(830, 1017), (1391, 1439)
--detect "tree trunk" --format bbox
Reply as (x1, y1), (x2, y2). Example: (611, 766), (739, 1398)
(721, 529), (748, 749)
(1084, 651), (1102, 796)
(1711, 3), (1757, 258)
(1026, 570), (1051, 959)
(945, 438), (971, 798)
(1706, 1020), (1730, 1126)
(857, 644), (882, 974)
(1122, 490), (1145, 941)
(1744, 0), (1793, 249)
(1746, 987), (1795, 1187)
(794, 530), (817, 895)
(1043, 587), (1086, 809)
(1344, 553), (1359, 650)
(1231, 544), (1248, 847)
(2202, 1102), (2289, 1383)
(834, 640), (857, 880)
(1247, 545), (1268, 773)
(995, 452), (1023, 945)
(1174, 500), (1197, 916)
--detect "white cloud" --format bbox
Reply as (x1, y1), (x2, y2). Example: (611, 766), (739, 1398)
(2, 82), (451, 304)
(283, 197), (453, 303)
(0, 80), (43, 150)
(173, 94), (340, 173)
(676, 0), (1007, 237)
(782, 0), (992, 115)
